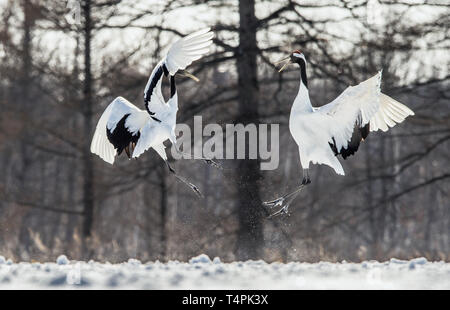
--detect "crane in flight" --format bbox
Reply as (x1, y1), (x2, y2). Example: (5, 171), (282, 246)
(90, 28), (215, 197)
(264, 50), (414, 217)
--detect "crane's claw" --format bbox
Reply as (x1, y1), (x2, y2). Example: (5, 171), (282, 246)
(263, 196), (292, 218)
(268, 203), (291, 218)
(263, 182), (309, 218)
(263, 185), (307, 218)
(169, 164), (203, 199)
(188, 182), (203, 198)
(263, 197), (285, 208)
(204, 159), (222, 170)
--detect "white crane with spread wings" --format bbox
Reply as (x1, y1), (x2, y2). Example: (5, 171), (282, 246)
(90, 28), (214, 197)
(265, 50), (414, 216)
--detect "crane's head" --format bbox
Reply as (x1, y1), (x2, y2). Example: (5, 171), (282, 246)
(276, 50), (307, 72)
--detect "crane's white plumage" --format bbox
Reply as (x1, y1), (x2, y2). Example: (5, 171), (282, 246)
(90, 28), (213, 166)
(164, 28), (214, 75)
(289, 66), (413, 176)
(265, 51), (414, 216)
(132, 94), (177, 159)
(90, 96), (148, 164)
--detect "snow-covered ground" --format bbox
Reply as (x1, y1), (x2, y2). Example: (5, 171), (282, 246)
(0, 254), (449, 289)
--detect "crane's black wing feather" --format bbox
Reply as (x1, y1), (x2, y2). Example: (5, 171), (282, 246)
(329, 122), (370, 159)
(106, 113), (140, 158)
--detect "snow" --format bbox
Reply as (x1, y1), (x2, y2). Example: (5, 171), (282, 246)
(56, 255), (69, 265)
(0, 254), (449, 289)
(189, 254), (212, 264)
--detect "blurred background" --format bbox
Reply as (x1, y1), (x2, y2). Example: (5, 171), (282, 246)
(0, 0), (448, 263)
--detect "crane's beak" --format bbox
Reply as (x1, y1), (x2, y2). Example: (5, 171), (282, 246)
(274, 56), (290, 65)
(275, 56), (292, 73)
(278, 60), (292, 72)
(178, 69), (200, 82)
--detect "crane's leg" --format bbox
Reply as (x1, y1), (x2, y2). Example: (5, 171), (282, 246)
(263, 169), (311, 217)
(173, 144), (222, 170)
(302, 168), (311, 185)
(166, 161), (203, 198)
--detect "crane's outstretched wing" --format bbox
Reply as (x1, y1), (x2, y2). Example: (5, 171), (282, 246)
(143, 28), (213, 115)
(319, 71), (414, 159)
(370, 93), (414, 132)
(164, 27), (213, 75)
(90, 96), (149, 164)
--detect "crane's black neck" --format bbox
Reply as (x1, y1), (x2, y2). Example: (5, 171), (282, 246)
(298, 59), (308, 89)
(143, 63), (175, 122)
(162, 64), (176, 98)
(291, 57), (308, 89)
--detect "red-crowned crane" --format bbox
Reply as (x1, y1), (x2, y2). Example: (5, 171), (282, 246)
(265, 50), (414, 217)
(90, 28), (214, 197)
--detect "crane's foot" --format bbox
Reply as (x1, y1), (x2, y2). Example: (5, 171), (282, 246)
(204, 159), (223, 170)
(174, 146), (223, 170)
(263, 197), (285, 208)
(167, 162), (203, 198)
(174, 174), (203, 198)
(262, 196), (288, 218)
(268, 203), (291, 218)
(263, 182), (310, 218)
(301, 177), (311, 185)
(186, 182), (203, 198)
(264, 196), (294, 218)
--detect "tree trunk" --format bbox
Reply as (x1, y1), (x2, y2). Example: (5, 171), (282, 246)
(16, 0), (33, 260)
(81, 0), (95, 257)
(235, 0), (264, 260)
(160, 168), (168, 261)
(366, 142), (376, 259)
